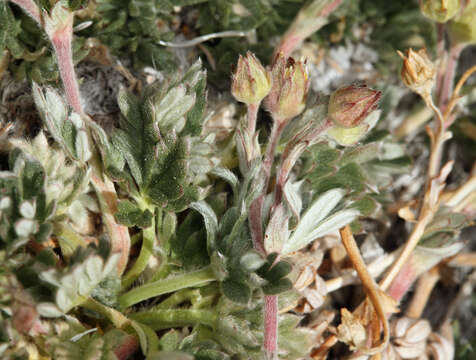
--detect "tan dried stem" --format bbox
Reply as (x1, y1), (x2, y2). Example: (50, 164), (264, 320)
(424, 95), (449, 179)
(380, 130), (453, 292)
(379, 210), (434, 291)
(443, 64), (476, 122)
(311, 334), (338, 360)
(406, 266), (440, 319)
(339, 225), (391, 355)
(381, 50), (475, 301)
(444, 169), (476, 210)
(448, 253), (476, 267)
(325, 252), (396, 293)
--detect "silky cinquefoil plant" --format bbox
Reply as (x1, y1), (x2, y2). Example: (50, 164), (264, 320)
(1, 0), (476, 359)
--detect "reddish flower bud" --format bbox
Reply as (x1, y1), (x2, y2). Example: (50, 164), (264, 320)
(328, 85), (381, 128)
(264, 52), (309, 122)
(231, 51), (272, 105)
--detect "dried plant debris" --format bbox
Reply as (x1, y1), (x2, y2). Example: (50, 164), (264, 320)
(1, 0), (476, 359)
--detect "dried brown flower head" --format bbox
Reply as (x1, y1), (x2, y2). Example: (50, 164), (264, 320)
(397, 48), (436, 98)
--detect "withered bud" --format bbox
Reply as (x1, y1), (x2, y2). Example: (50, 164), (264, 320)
(264, 52), (309, 122)
(231, 51), (272, 105)
(420, 0), (460, 23)
(398, 48), (436, 98)
(328, 85), (381, 128)
(389, 317), (432, 359)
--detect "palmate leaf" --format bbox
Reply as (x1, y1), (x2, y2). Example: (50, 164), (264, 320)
(39, 254), (119, 314)
(281, 189), (359, 254)
(111, 60), (207, 210)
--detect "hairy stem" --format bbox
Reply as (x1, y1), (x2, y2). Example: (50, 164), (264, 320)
(274, 0), (343, 58)
(406, 267), (439, 318)
(8, 0), (41, 24)
(249, 196), (266, 255)
(263, 120), (287, 181)
(247, 103), (259, 134)
(119, 266), (216, 308)
(264, 295), (278, 360)
(129, 308), (218, 330)
(435, 23), (446, 102)
(82, 298), (130, 329)
(122, 217), (156, 289)
(248, 119), (287, 255)
(379, 211), (433, 291)
(386, 259), (417, 302)
(91, 174), (131, 276)
(50, 25), (83, 115)
(437, 44), (463, 114)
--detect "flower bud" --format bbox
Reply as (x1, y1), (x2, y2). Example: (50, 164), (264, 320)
(389, 317), (432, 359)
(328, 85), (381, 128)
(448, 1), (476, 45)
(264, 52), (309, 122)
(326, 108), (381, 146)
(420, 0), (460, 23)
(231, 52), (272, 105)
(398, 48), (436, 98)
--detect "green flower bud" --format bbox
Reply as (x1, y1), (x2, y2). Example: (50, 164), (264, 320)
(264, 52), (309, 122)
(326, 109), (381, 146)
(448, 1), (476, 44)
(420, 0), (460, 23)
(231, 52), (272, 105)
(328, 85), (381, 128)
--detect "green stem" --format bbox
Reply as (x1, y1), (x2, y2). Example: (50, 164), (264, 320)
(82, 298), (130, 329)
(129, 308), (218, 330)
(148, 262), (174, 283)
(119, 266), (216, 308)
(122, 215), (156, 289)
(154, 289), (199, 310)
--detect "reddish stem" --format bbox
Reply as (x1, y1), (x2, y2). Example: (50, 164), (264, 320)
(50, 27), (83, 115)
(264, 294), (278, 359)
(249, 196), (266, 255)
(274, 0), (343, 58)
(435, 23), (446, 100)
(437, 44), (463, 115)
(263, 120), (287, 181)
(8, 0), (41, 24)
(248, 119), (287, 253)
(386, 260), (416, 302)
(91, 174), (131, 276)
(247, 103), (259, 134)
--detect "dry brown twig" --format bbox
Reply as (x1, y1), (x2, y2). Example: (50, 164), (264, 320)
(338, 225), (396, 355)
